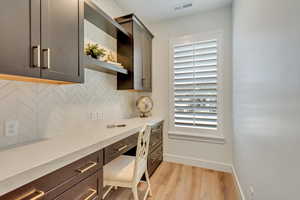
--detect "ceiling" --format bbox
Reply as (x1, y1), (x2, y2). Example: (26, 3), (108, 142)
(114, 0), (232, 23)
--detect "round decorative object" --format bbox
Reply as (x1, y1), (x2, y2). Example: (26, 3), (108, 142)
(136, 96), (153, 118)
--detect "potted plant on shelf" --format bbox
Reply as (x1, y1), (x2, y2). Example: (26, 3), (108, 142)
(103, 50), (124, 68)
(85, 43), (106, 60)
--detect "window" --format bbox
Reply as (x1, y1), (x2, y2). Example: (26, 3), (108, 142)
(169, 33), (223, 138)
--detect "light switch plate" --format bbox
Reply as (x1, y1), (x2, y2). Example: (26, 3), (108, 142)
(5, 120), (19, 137)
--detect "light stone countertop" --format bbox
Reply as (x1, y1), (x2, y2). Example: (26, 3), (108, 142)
(0, 117), (164, 196)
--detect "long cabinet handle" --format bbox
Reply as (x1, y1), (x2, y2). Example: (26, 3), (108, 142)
(141, 78), (145, 87)
(76, 161), (97, 173)
(42, 48), (51, 69)
(152, 128), (161, 133)
(151, 141), (159, 147)
(32, 45), (41, 68)
(83, 189), (97, 200)
(118, 145), (128, 152)
(15, 189), (45, 200)
(151, 160), (155, 164)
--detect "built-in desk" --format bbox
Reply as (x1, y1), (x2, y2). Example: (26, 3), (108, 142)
(0, 119), (163, 200)
(104, 121), (163, 176)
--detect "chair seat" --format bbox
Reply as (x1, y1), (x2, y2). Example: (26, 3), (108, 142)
(104, 155), (136, 183)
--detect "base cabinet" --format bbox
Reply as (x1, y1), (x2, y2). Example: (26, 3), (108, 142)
(0, 121), (164, 200)
(148, 121), (163, 176)
(148, 145), (163, 176)
(0, 150), (103, 200)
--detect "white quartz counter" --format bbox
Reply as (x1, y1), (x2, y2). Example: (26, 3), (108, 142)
(0, 117), (163, 196)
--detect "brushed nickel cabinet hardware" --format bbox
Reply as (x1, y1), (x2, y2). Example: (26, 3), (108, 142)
(15, 189), (45, 200)
(107, 124), (127, 128)
(151, 159), (156, 165)
(118, 145), (128, 152)
(76, 161), (97, 173)
(152, 128), (161, 133)
(83, 189), (97, 200)
(42, 48), (51, 69)
(32, 45), (41, 68)
(151, 141), (159, 147)
(142, 78), (145, 87)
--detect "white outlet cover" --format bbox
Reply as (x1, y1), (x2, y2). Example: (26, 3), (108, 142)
(89, 112), (97, 121)
(5, 120), (19, 137)
(97, 112), (103, 120)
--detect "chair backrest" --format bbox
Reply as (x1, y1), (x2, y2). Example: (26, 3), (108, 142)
(133, 124), (152, 183)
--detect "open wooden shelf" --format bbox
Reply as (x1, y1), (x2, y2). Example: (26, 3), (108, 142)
(83, 56), (128, 75)
(84, 0), (131, 39)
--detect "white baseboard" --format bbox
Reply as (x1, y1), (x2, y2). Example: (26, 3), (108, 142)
(164, 153), (232, 173)
(231, 166), (246, 200)
(164, 154), (246, 199)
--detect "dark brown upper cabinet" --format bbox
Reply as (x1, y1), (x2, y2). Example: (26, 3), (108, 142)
(0, 0), (41, 79)
(0, 0), (84, 84)
(116, 14), (154, 91)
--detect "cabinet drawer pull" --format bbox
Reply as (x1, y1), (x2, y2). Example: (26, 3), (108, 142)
(76, 162), (97, 173)
(83, 189), (97, 200)
(152, 128), (161, 133)
(16, 189), (45, 200)
(151, 142), (159, 147)
(151, 159), (156, 165)
(118, 145), (128, 152)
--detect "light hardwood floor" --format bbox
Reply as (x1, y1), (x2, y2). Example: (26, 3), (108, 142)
(105, 162), (240, 200)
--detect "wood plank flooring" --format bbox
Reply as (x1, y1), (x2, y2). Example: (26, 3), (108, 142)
(105, 162), (240, 200)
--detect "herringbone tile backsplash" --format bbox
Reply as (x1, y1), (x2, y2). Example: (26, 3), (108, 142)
(0, 69), (138, 149)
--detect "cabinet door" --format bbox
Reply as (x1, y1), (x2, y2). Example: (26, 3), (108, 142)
(133, 21), (144, 90)
(0, 0), (41, 78)
(142, 31), (152, 91)
(41, 0), (84, 83)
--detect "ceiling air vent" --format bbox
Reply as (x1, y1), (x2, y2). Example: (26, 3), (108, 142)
(174, 2), (193, 11)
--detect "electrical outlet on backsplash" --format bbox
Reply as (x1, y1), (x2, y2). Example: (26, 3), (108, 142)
(0, 69), (139, 149)
(97, 112), (104, 120)
(88, 112), (104, 121)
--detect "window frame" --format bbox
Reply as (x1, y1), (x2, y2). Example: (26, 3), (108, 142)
(168, 31), (225, 139)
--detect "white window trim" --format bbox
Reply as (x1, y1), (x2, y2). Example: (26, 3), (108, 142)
(168, 31), (225, 141)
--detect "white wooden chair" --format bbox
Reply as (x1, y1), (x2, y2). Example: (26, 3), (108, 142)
(103, 124), (153, 200)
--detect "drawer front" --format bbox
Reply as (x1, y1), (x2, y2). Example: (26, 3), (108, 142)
(104, 133), (138, 165)
(148, 145), (163, 177)
(1, 151), (103, 200)
(149, 125), (162, 152)
(55, 172), (99, 200)
(151, 121), (163, 131)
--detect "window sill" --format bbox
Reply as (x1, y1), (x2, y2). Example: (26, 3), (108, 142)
(168, 131), (225, 144)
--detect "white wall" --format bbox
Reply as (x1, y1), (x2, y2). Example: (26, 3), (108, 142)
(233, 0), (300, 199)
(0, 0), (138, 149)
(148, 6), (233, 169)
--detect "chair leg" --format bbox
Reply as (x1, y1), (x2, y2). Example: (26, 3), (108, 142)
(132, 186), (139, 200)
(145, 170), (153, 197)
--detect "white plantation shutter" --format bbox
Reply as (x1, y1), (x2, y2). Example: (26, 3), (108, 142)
(172, 39), (218, 130)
